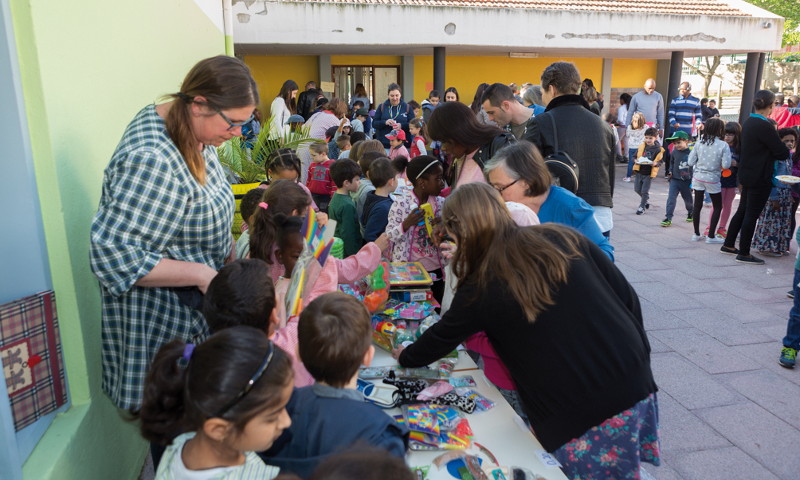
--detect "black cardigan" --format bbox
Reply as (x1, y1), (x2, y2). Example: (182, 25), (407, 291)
(737, 115), (790, 188)
(398, 230), (657, 452)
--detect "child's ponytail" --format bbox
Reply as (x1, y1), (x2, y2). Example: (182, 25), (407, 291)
(410, 117), (427, 143)
(250, 180), (311, 265)
(249, 200), (280, 265)
(137, 339), (190, 445)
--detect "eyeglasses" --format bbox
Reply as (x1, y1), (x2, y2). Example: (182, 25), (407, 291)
(213, 342), (274, 417)
(216, 109), (255, 131)
(493, 179), (519, 192)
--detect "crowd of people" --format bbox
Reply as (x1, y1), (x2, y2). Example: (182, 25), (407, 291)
(88, 54), (800, 480)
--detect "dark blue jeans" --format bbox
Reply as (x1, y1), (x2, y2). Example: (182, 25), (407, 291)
(626, 148), (638, 177)
(784, 268), (800, 350)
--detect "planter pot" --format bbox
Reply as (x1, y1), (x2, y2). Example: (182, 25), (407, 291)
(231, 182), (261, 240)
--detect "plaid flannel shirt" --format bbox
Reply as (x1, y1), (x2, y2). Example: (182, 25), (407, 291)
(90, 105), (234, 409)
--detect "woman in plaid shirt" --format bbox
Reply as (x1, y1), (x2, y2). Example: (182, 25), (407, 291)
(90, 56), (259, 410)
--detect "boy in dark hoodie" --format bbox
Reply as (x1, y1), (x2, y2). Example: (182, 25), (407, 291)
(661, 131), (694, 226)
(260, 293), (408, 478)
(632, 127), (665, 215)
(361, 157), (397, 243)
(421, 89), (440, 124)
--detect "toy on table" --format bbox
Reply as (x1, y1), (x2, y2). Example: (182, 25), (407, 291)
(376, 320), (397, 336)
(389, 262), (433, 287)
(364, 262), (390, 313)
(404, 404), (473, 450)
(285, 209), (334, 317)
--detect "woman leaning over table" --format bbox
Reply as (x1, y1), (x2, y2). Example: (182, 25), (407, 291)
(395, 183), (660, 479)
(90, 56), (258, 410)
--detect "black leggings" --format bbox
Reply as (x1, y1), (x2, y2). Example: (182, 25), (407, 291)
(693, 189), (721, 236)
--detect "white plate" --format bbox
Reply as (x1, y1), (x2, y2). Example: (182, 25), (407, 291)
(637, 159), (653, 165)
(776, 175), (800, 184)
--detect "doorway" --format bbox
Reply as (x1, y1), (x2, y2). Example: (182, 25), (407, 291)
(332, 65), (399, 109)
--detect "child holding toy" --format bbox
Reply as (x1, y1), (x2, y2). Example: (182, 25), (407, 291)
(260, 293), (408, 478)
(204, 258), (314, 387)
(386, 155), (446, 302)
(138, 326), (292, 479)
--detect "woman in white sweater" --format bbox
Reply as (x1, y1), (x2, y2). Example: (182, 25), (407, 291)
(270, 79), (298, 135)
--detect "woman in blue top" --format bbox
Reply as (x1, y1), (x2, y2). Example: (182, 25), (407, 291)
(372, 83), (412, 150)
(90, 56), (258, 410)
(484, 141), (614, 261)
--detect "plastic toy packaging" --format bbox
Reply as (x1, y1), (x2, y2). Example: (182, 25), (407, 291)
(417, 380), (454, 401)
(449, 375), (477, 388)
(363, 262), (390, 313)
(404, 404), (473, 450)
(455, 387), (495, 412)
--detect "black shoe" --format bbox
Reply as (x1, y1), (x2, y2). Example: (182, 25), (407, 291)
(720, 246), (739, 255)
(788, 290), (795, 299)
(735, 254), (765, 265)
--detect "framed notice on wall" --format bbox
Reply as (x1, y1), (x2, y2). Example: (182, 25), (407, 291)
(1, 291), (68, 431)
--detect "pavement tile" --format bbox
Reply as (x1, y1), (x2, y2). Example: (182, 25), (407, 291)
(685, 290), (748, 310)
(709, 277), (779, 302)
(647, 332), (673, 353)
(674, 309), (773, 346)
(694, 404), (800, 479)
(659, 258), (743, 280)
(638, 298), (692, 330)
(655, 392), (731, 453)
(650, 352), (744, 410)
(651, 328), (761, 374)
(730, 342), (800, 388)
(716, 370), (800, 430)
(644, 269), (719, 294)
(666, 446), (780, 480)
(642, 462), (684, 480)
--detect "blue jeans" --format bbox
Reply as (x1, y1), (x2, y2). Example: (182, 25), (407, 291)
(665, 178), (693, 220)
(784, 268), (800, 350)
(626, 148), (638, 177)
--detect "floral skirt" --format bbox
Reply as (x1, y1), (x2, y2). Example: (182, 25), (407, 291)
(553, 393), (661, 480)
(752, 188), (793, 254)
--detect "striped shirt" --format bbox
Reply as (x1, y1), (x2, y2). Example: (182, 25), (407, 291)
(156, 432), (280, 480)
(668, 95), (702, 137)
(90, 105), (234, 409)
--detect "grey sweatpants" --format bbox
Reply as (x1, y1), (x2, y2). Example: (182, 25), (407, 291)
(634, 173), (653, 209)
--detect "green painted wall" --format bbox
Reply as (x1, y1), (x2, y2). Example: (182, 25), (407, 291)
(10, 0), (225, 478)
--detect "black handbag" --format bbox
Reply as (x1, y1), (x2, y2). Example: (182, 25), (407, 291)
(543, 114), (580, 194)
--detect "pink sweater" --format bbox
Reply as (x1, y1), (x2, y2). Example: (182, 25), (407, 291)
(271, 319), (314, 388)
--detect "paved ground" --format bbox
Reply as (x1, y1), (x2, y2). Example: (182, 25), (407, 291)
(611, 164), (800, 480)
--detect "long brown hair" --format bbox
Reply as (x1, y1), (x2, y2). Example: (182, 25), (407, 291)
(278, 79), (299, 114)
(165, 56), (258, 184)
(442, 183), (582, 321)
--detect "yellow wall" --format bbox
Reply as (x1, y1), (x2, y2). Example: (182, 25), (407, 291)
(611, 59), (659, 89)
(244, 55), (319, 114)
(413, 56), (605, 102)
(244, 54), (658, 107)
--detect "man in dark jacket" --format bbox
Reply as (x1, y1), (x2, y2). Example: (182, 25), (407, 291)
(297, 81), (319, 120)
(481, 83), (535, 140)
(524, 62), (616, 235)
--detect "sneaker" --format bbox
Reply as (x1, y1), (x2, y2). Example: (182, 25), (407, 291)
(705, 235), (725, 244)
(703, 227), (710, 237)
(720, 245), (739, 255)
(716, 228), (727, 238)
(735, 254), (765, 265)
(691, 234), (705, 242)
(686, 214), (693, 223)
(623, 177), (631, 182)
(787, 290), (794, 299)
(636, 207), (645, 215)
(661, 218), (672, 227)
(779, 347), (797, 368)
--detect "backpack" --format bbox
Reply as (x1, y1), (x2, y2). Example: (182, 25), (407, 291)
(539, 113), (580, 194)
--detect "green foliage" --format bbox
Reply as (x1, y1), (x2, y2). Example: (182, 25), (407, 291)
(216, 115), (323, 184)
(745, 0), (800, 46)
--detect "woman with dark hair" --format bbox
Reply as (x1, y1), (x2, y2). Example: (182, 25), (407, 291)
(271, 79), (299, 134)
(90, 56), (258, 410)
(395, 183), (659, 478)
(349, 83), (370, 111)
(444, 87), (459, 102)
(426, 101), (514, 188)
(721, 90), (791, 264)
(469, 83), (492, 124)
(373, 83), (413, 150)
(582, 85), (601, 116)
(484, 142), (614, 260)
(752, 128), (798, 256)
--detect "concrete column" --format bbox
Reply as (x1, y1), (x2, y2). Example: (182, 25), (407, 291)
(318, 55), (331, 91)
(402, 56), (414, 102)
(601, 58), (612, 117)
(656, 59), (671, 131)
(739, 52), (761, 124)
(433, 47), (446, 95)
(754, 52), (766, 93)
(666, 51), (685, 136)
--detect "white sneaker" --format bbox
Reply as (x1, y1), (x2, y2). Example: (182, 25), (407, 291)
(705, 235), (724, 244)
(691, 234), (705, 242)
(623, 177), (631, 182)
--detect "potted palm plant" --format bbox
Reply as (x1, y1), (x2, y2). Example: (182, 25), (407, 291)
(217, 115), (322, 238)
